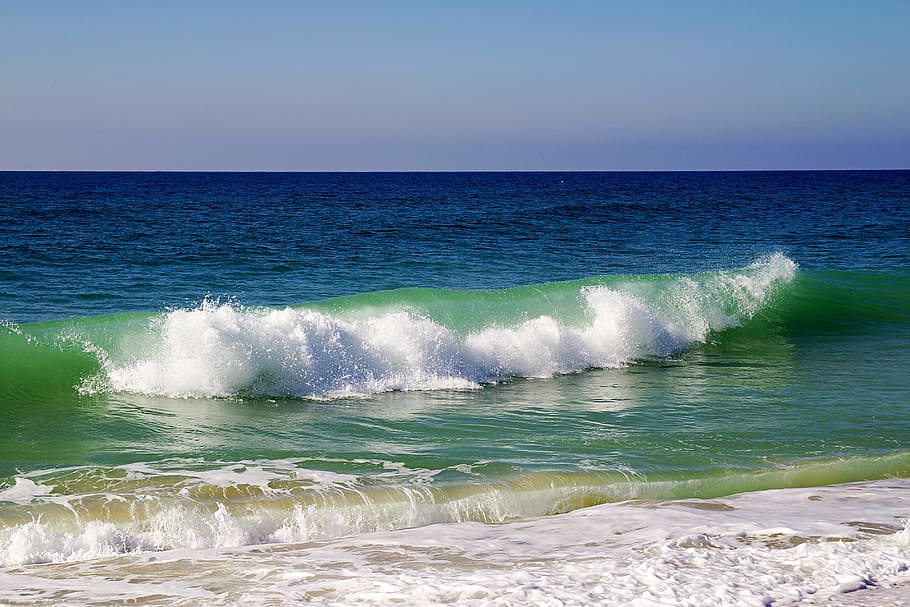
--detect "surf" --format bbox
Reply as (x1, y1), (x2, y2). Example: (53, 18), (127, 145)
(2, 450), (909, 567)
(59, 253), (797, 399)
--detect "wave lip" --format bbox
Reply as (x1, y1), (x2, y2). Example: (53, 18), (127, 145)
(100, 306), (475, 398)
(95, 254), (797, 399)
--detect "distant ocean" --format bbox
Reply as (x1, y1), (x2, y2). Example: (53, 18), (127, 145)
(1, 171), (909, 606)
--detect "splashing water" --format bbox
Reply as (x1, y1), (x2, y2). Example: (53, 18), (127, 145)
(93, 254), (796, 398)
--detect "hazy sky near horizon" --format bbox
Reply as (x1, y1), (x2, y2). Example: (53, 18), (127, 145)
(2, 1), (909, 171)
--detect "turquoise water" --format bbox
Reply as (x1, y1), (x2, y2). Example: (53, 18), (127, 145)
(0, 171), (909, 604)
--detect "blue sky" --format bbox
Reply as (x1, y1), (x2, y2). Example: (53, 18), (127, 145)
(2, 1), (908, 170)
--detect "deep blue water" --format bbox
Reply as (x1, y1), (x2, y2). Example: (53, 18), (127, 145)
(2, 170), (908, 323)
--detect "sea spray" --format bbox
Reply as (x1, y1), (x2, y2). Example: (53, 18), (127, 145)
(92, 254), (797, 399)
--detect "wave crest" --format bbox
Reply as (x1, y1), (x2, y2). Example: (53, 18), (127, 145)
(96, 254), (797, 398)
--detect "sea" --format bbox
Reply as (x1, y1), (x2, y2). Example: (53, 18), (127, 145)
(0, 170), (908, 606)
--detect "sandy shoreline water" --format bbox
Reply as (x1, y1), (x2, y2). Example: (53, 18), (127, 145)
(1, 479), (907, 606)
(806, 576), (910, 605)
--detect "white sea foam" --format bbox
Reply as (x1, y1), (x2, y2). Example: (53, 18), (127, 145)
(96, 254), (797, 398)
(0, 459), (627, 567)
(0, 479), (907, 606)
(0, 321), (22, 336)
(0, 478), (53, 505)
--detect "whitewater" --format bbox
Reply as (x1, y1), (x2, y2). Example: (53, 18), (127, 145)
(83, 253), (797, 399)
(1, 476), (909, 605)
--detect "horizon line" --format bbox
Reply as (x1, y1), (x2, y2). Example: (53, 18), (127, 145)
(2, 167), (909, 174)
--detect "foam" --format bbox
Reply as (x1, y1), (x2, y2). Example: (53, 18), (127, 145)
(93, 254), (797, 399)
(0, 479), (907, 606)
(0, 478), (53, 505)
(5, 449), (906, 571)
(0, 460), (622, 566)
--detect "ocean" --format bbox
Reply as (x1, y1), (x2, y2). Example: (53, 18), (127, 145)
(1, 170), (908, 605)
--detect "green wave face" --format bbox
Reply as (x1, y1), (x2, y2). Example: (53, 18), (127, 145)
(768, 268), (910, 333)
(6, 254), (909, 405)
(3, 253), (802, 401)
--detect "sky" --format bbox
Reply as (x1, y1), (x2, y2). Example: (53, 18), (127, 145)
(1, 1), (909, 171)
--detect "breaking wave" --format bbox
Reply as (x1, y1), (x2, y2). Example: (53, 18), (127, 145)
(87, 253), (796, 398)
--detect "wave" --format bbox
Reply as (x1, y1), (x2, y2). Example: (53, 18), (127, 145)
(14, 252), (910, 403)
(4, 479), (909, 606)
(1, 450), (909, 566)
(10, 253), (790, 399)
(5, 253), (910, 402)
